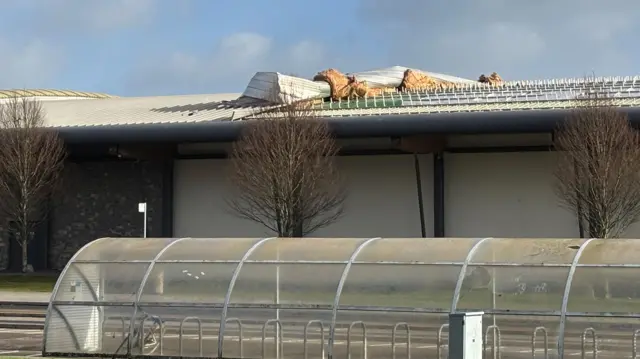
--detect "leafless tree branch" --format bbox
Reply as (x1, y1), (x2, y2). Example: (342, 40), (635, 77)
(0, 96), (67, 272)
(553, 82), (640, 239)
(226, 95), (346, 237)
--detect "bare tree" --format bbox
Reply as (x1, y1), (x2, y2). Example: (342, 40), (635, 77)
(227, 99), (346, 237)
(0, 96), (67, 272)
(553, 85), (640, 299)
(553, 90), (640, 239)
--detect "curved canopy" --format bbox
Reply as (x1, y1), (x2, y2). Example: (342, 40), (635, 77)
(43, 237), (640, 358)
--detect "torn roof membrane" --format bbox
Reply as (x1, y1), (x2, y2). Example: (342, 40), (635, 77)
(242, 66), (493, 104)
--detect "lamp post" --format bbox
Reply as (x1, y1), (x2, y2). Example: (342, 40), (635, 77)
(138, 202), (147, 238)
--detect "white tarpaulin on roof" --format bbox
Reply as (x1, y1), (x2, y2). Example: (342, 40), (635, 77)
(347, 66), (476, 88)
(242, 66), (477, 103)
(243, 72), (330, 103)
(347, 66), (408, 88)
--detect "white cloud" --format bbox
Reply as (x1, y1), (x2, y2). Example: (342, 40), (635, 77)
(434, 22), (546, 78)
(288, 41), (327, 75)
(85, 0), (156, 31)
(14, 0), (157, 34)
(4, 0), (637, 95)
(358, 0), (640, 80)
(565, 11), (634, 43)
(0, 0), (159, 90)
(0, 39), (64, 89)
(216, 33), (273, 70)
(127, 32), (327, 95)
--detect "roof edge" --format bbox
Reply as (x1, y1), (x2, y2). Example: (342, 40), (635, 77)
(56, 107), (640, 144)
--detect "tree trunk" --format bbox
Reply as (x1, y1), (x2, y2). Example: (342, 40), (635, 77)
(293, 216), (303, 237)
(21, 240), (29, 273)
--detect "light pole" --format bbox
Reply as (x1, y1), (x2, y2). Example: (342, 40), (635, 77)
(138, 202), (147, 238)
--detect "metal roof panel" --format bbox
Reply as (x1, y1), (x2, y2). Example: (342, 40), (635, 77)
(40, 93), (270, 128)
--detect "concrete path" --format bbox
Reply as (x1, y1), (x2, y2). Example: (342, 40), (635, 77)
(0, 291), (50, 303)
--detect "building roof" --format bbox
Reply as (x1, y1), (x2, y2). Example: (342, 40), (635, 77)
(41, 93), (272, 128)
(0, 89), (115, 100)
(312, 76), (640, 117)
(37, 76), (640, 129)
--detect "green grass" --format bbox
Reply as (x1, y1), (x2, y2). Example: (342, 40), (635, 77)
(0, 274), (58, 292)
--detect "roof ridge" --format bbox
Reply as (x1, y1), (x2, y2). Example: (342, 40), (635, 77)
(0, 89), (116, 99)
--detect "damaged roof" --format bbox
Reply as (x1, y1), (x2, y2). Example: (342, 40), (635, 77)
(8, 66), (640, 129)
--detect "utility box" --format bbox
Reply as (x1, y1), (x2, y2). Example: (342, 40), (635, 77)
(449, 311), (484, 359)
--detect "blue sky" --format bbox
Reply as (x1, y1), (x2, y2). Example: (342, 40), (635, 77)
(1, 0), (639, 97)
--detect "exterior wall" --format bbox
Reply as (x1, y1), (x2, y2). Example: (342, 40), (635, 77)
(174, 155), (434, 238)
(315, 155), (433, 237)
(48, 160), (164, 270)
(0, 160), (165, 271)
(445, 152), (579, 238)
(444, 151), (640, 238)
(7, 138), (640, 272)
(174, 158), (266, 238)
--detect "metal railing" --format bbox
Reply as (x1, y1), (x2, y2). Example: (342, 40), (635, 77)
(26, 306), (640, 359)
(532, 326), (549, 359)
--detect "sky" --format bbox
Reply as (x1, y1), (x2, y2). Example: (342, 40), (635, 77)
(1, 0), (639, 97)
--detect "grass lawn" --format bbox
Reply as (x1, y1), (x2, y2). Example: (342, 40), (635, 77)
(0, 273), (58, 292)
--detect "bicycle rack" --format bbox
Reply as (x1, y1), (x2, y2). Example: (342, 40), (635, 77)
(179, 316), (203, 357)
(304, 320), (326, 359)
(437, 323), (449, 359)
(110, 316), (126, 339)
(139, 315), (165, 355)
(225, 318), (245, 358)
(581, 328), (598, 359)
(392, 322), (411, 359)
(532, 326), (549, 359)
(262, 319), (284, 359)
(347, 321), (368, 359)
(484, 325), (501, 359)
(633, 329), (640, 359)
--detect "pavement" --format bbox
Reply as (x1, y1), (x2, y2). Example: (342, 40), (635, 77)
(0, 291), (639, 358)
(32, 305), (640, 359)
(0, 291), (50, 303)
(0, 319), (636, 359)
(0, 291), (47, 357)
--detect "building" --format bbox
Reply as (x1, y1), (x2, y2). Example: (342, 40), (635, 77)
(1, 68), (640, 272)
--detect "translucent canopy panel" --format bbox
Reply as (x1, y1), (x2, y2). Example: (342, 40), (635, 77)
(43, 237), (640, 359)
(231, 237), (364, 305)
(567, 238), (640, 312)
(139, 238), (266, 304)
(456, 238), (586, 312)
(340, 238), (478, 309)
(73, 237), (175, 261)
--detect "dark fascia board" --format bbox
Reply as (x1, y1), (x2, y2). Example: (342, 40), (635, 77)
(57, 107), (640, 144)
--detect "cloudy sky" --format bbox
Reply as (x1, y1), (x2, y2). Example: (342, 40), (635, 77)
(2, 0), (639, 96)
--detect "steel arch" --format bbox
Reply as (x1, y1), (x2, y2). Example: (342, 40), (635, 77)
(327, 237), (382, 359)
(217, 237), (276, 358)
(450, 237), (493, 312)
(557, 237), (598, 359)
(128, 237), (191, 354)
(42, 237), (110, 354)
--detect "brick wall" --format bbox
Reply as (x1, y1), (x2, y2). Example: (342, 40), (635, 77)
(0, 159), (167, 271)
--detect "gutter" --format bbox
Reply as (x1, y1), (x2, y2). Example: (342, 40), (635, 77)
(57, 107), (640, 144)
